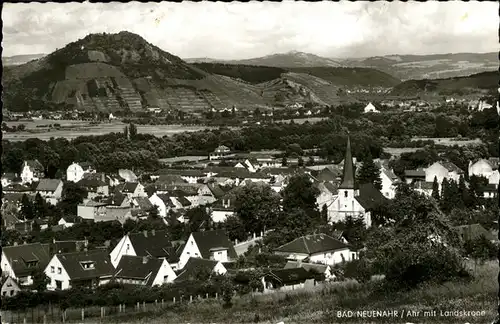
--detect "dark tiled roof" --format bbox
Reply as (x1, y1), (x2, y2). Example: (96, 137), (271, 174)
(315, 168), (340, 182)
(114, 256), (164, 286)
(134, 197), (154, 211)
(339, 137), (355, 190)
(77, 178), (107, 190)
(2, 243), (51, 277)
(323, 182), (339, 194)
(175, 196), (192, 207)
(128, 230), (181, 261)
(2, 173), (18, 181)
(175, 257), (220, 282)
(454, 224), (495, 241)
(192, 230), (237, 260)
(158, 169), (206, 177)
(36, 179), (62, 192)
(275, 234), (348, 255)
(82, 172), (106, 181)
(208, 183), (226, 199)
(57, 250), (114, 281)
(119, 182), (139, 193)
(404, 169), (426, 177)
(156, 194), (176, 207)
(25, 160), (44, 172)
(440, 161), (464, 174)
(50, 240), (87, 254)
(156, 174), (187, 185)
(264, 268), (315, 284)
(478, 184), (498, 193)
(283, 261), (329, 273)
(355, 183), (389, 210)
(2, 192), (35, 203)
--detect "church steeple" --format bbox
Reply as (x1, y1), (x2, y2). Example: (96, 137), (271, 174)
(339, 135), (355, 189)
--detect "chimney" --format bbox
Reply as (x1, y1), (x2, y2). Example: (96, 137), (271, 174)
(14, 242), (18, 246)
(143, 230), (148, 238)
(53, 238), (56, 244)
(142, 256), (148, 264)
(151, 229), (155, 236)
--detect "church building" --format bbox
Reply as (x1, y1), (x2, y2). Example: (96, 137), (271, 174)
(326, 137), (386, 228)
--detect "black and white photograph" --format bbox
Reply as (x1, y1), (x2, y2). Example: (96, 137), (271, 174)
(1, 1), (499, 323)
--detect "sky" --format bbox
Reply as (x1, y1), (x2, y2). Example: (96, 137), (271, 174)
(2, 1), (499, 59)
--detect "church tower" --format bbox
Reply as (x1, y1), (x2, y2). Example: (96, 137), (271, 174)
(339, 136), (357, 200)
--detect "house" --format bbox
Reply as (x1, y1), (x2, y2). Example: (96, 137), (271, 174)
(66, 162), (95, 183)
(35, 179), (63, 205)
(425, 161), (464, 184)
(1, 243), (51, 286)
(210, 198), (236, 223)
(404, 168), (426, 184)
(57, 216), (77, 229)
(174, 257), (227, 282)
(273, 234), (357, 266)
(477, 184), (498, 199)
(110, 230), (184, 268)
(454, 224), (496, 243)
(77, 200), (108, 221)
(283, 261), (336, 281)
(116, 182), (146, 198)
(149, 193), (176, 218)
(20, 160), (44, 184)
(131, 197), (154, 217)
(379, 168), (401, 199)
(114, 255), (177, 286)
(468, 158), (500, 186)
(177, 230), (238, 269)
(1, 276), (21, 297)
(413, 181), (434, 197)
(98, 206), (135, 224)
(157, 169), (207, 184)
(77, 178), (109, 199)
(261, 268), (316, 292)
(209, 145), (232, 161)
(316, 181), (338, 211)
(45, 250), (114, 291)
(2, 192), (36, 210)
(234, 159), (259, 172)
(326, 137), (388, 227)
(363, 102), (380, 113)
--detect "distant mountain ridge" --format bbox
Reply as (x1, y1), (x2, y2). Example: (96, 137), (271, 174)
(2, 54), (47, 66)
(186, 51), (498, 81)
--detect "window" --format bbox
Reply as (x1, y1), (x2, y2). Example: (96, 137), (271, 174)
(351, 253), (356, 260)
(51, 266), (55, 273)
(57, 267), (62, 274)
(2, 292), (6, 297)
(80, 261), (95, 270)
(218, 252), (222, 255)
(55, 280), (62, 290)
(344, 191), (348, 198)
(10, 290), (14, 296)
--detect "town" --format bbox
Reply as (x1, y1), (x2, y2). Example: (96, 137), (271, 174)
(1, 1), (498, 323)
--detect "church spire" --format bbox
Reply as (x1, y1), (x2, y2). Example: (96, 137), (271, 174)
(339, 135), (355, 189)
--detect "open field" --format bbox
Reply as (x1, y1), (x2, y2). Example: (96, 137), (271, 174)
(411, 137), (483, 146)
(2, 120), (219, 141)
(383, 147), (423, 156)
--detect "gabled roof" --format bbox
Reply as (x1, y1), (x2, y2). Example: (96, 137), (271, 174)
(439, 161), (464, 174)
(404, 169), (426, 177)
(339, 137), (355, 190)
(50, 240), (87, 254)
(36, 179), (62, 192)
(208, 183), (226, 199)
(3, 184), (33, 192)
(2, 192), (34, 203)
(119, 182), (139, 193)
(382, 168), (400, 182)
(283, 261), (329, 274)
(25, 160), (44, 172)
(454, 224), (495, 241)
(104, 206), (132, 222)
(154, 193), (176, 207)
(118, 169), (138, 182)
(2, 243), (51, 277)
(264, 268), (315, 284)
(274, 234), (349, 255)
(175, 257), (221, 282)
(191, 230), (237, 260)
(156, 174), (187, 185)
(2, 173), (18, 181)
(134, 197), (153, 211)
(315, 168), (341, 182)
(128, 230), (178, 260)
(355, 183), (389, 210)
(114, 256), (164, 286)
(77, 178), (107, 190)
(57, 250), (114, 280)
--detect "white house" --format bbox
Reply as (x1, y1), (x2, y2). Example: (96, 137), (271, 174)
(363, 102), (380, 113)
(425, 161), (464, 184)
(379, 168), (401, 199)
(149, 193), (175, 218)
(45, 250), (114, 291)
(35, 179), (64, 205)
(66, 162), (95, 183)
(274, 234), (357, 266)
(109, 230), (183, 268)
(468, 158), (500, 185)
(117, 182), (147, 198)
(209, 145), (232, 160)
(20, 160), (44, 184)
(2, 243), (51, 286)
(210, 198), (236, 223)
(113, 255), (177, 286)
(77, 200), (108, 221)
(283, 261), (336, 281)
(177, 230), (237, 269)
(57, 217), (75, 229)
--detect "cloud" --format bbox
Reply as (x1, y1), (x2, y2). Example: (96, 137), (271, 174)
(2, 1), (498, 59)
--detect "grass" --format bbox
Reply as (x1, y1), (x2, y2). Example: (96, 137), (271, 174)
(100, 261), (496, 324)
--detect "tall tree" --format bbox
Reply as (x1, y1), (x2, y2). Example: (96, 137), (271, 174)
(282, 174), (320, 222)
(281, 156), (287, 167)
(20, 194), (35, 220)
(33, 193), (49, 219)
(321, 204), (328, 224)
(129, 123), (138, 138)
(58, 182), (87, 215)
(431, 176), (440, 201)
(440, 178), (450, 212)
(356, 154), (382, 190)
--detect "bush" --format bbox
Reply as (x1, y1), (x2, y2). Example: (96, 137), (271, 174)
(342, 259), (373, 283)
